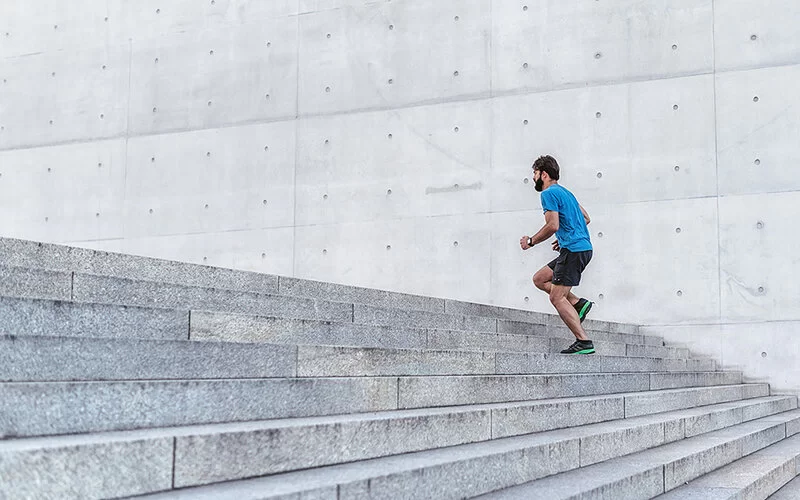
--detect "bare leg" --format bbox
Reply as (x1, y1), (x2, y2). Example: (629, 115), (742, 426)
(532, 266), (579, 305)
(549, 284), (589, 341)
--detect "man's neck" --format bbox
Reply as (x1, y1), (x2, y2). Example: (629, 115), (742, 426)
(544, 180), (558, 190)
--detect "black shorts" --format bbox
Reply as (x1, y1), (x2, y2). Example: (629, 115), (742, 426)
(547, 249), (592, 287)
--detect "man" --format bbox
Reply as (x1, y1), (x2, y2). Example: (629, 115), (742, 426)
(520, 155), (595, 354)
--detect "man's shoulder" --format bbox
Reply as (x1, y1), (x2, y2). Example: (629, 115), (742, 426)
(548, 184), (575, 198)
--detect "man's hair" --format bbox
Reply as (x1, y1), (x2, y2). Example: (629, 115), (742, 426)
(532, 155), (560, 181)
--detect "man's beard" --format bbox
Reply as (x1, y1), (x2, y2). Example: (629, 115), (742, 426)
(534, 178), (545, 192)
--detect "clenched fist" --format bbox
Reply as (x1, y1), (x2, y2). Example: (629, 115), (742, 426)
(520, 236), (532, 250)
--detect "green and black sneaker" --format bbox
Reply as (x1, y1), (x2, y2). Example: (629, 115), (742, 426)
(560, 340), (596, 355)
(574, 298), (593, 323)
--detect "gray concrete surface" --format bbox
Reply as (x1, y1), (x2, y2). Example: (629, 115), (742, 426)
(0, 1), (798, 392)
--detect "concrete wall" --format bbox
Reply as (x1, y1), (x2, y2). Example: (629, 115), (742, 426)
(1, 2), (799, 389)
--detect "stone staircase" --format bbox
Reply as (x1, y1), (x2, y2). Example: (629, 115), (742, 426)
(0, 236), (798, 499)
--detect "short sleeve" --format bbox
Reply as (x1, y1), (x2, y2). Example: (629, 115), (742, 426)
(540, 189), (559, 213)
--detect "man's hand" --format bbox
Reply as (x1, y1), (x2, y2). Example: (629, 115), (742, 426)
(551, 240), (560, 252)
(520, 236), (533, 250)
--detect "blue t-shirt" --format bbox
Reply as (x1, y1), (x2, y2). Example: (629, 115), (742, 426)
(540, 184), (592, 252)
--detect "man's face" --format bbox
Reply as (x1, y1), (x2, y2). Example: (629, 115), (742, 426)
(533, 169), (545, 192)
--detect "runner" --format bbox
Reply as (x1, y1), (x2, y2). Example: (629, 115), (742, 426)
(519, 155), (596, 354)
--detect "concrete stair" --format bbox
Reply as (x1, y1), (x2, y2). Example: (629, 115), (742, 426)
(0, 236), (797, 499)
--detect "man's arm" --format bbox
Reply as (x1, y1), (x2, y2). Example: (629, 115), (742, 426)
(579, 204), (591, 225)
(521, 211), (559, 249)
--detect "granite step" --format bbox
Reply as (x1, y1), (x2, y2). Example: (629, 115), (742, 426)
(120, 408), (800, 500)
(0, 372), (746, 438)
(0, 236), (637, 334)
(0, 264), (355, 323)
(477, 410), (800, 500)
(0, 292), (664, 356)
(0, 394), (791, 499)
(0, 260), (643, 341)
(0, 335), (715, 383)
(0, 295), (632, 358)
(192, 310), (676, 358)
(656, 432), (800, 499)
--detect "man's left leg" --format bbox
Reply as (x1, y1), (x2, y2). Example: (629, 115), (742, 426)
(536, 261), (592, 322)
(550, 285), (595, 354)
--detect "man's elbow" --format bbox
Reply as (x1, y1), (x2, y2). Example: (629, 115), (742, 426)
(548, 222), (559, 234)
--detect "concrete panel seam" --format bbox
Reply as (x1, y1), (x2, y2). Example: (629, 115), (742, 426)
(125, 38), (133, 144)
(170, 436), (177, 489)
(712, 0), (723, 325)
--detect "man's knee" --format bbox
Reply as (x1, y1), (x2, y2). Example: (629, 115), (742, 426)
(533, 268), (552, 290)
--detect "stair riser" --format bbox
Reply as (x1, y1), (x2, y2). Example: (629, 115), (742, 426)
(495, 386), (772, 438)
(0, 337), (297, 382)
(0, 438), (173, 500)
(0, 296), (188, 341)
(0, 378), (398, 438)
(400, 372), (742, 408)
(73, 274), (354, 323)
(279, 276), (443, 313)
(353, 304), (496, 332)
(192, 311), (535, 353)
(625, 385), (762, 417)
(0, 267), (72, 302)
(495, 353), (706, 375)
